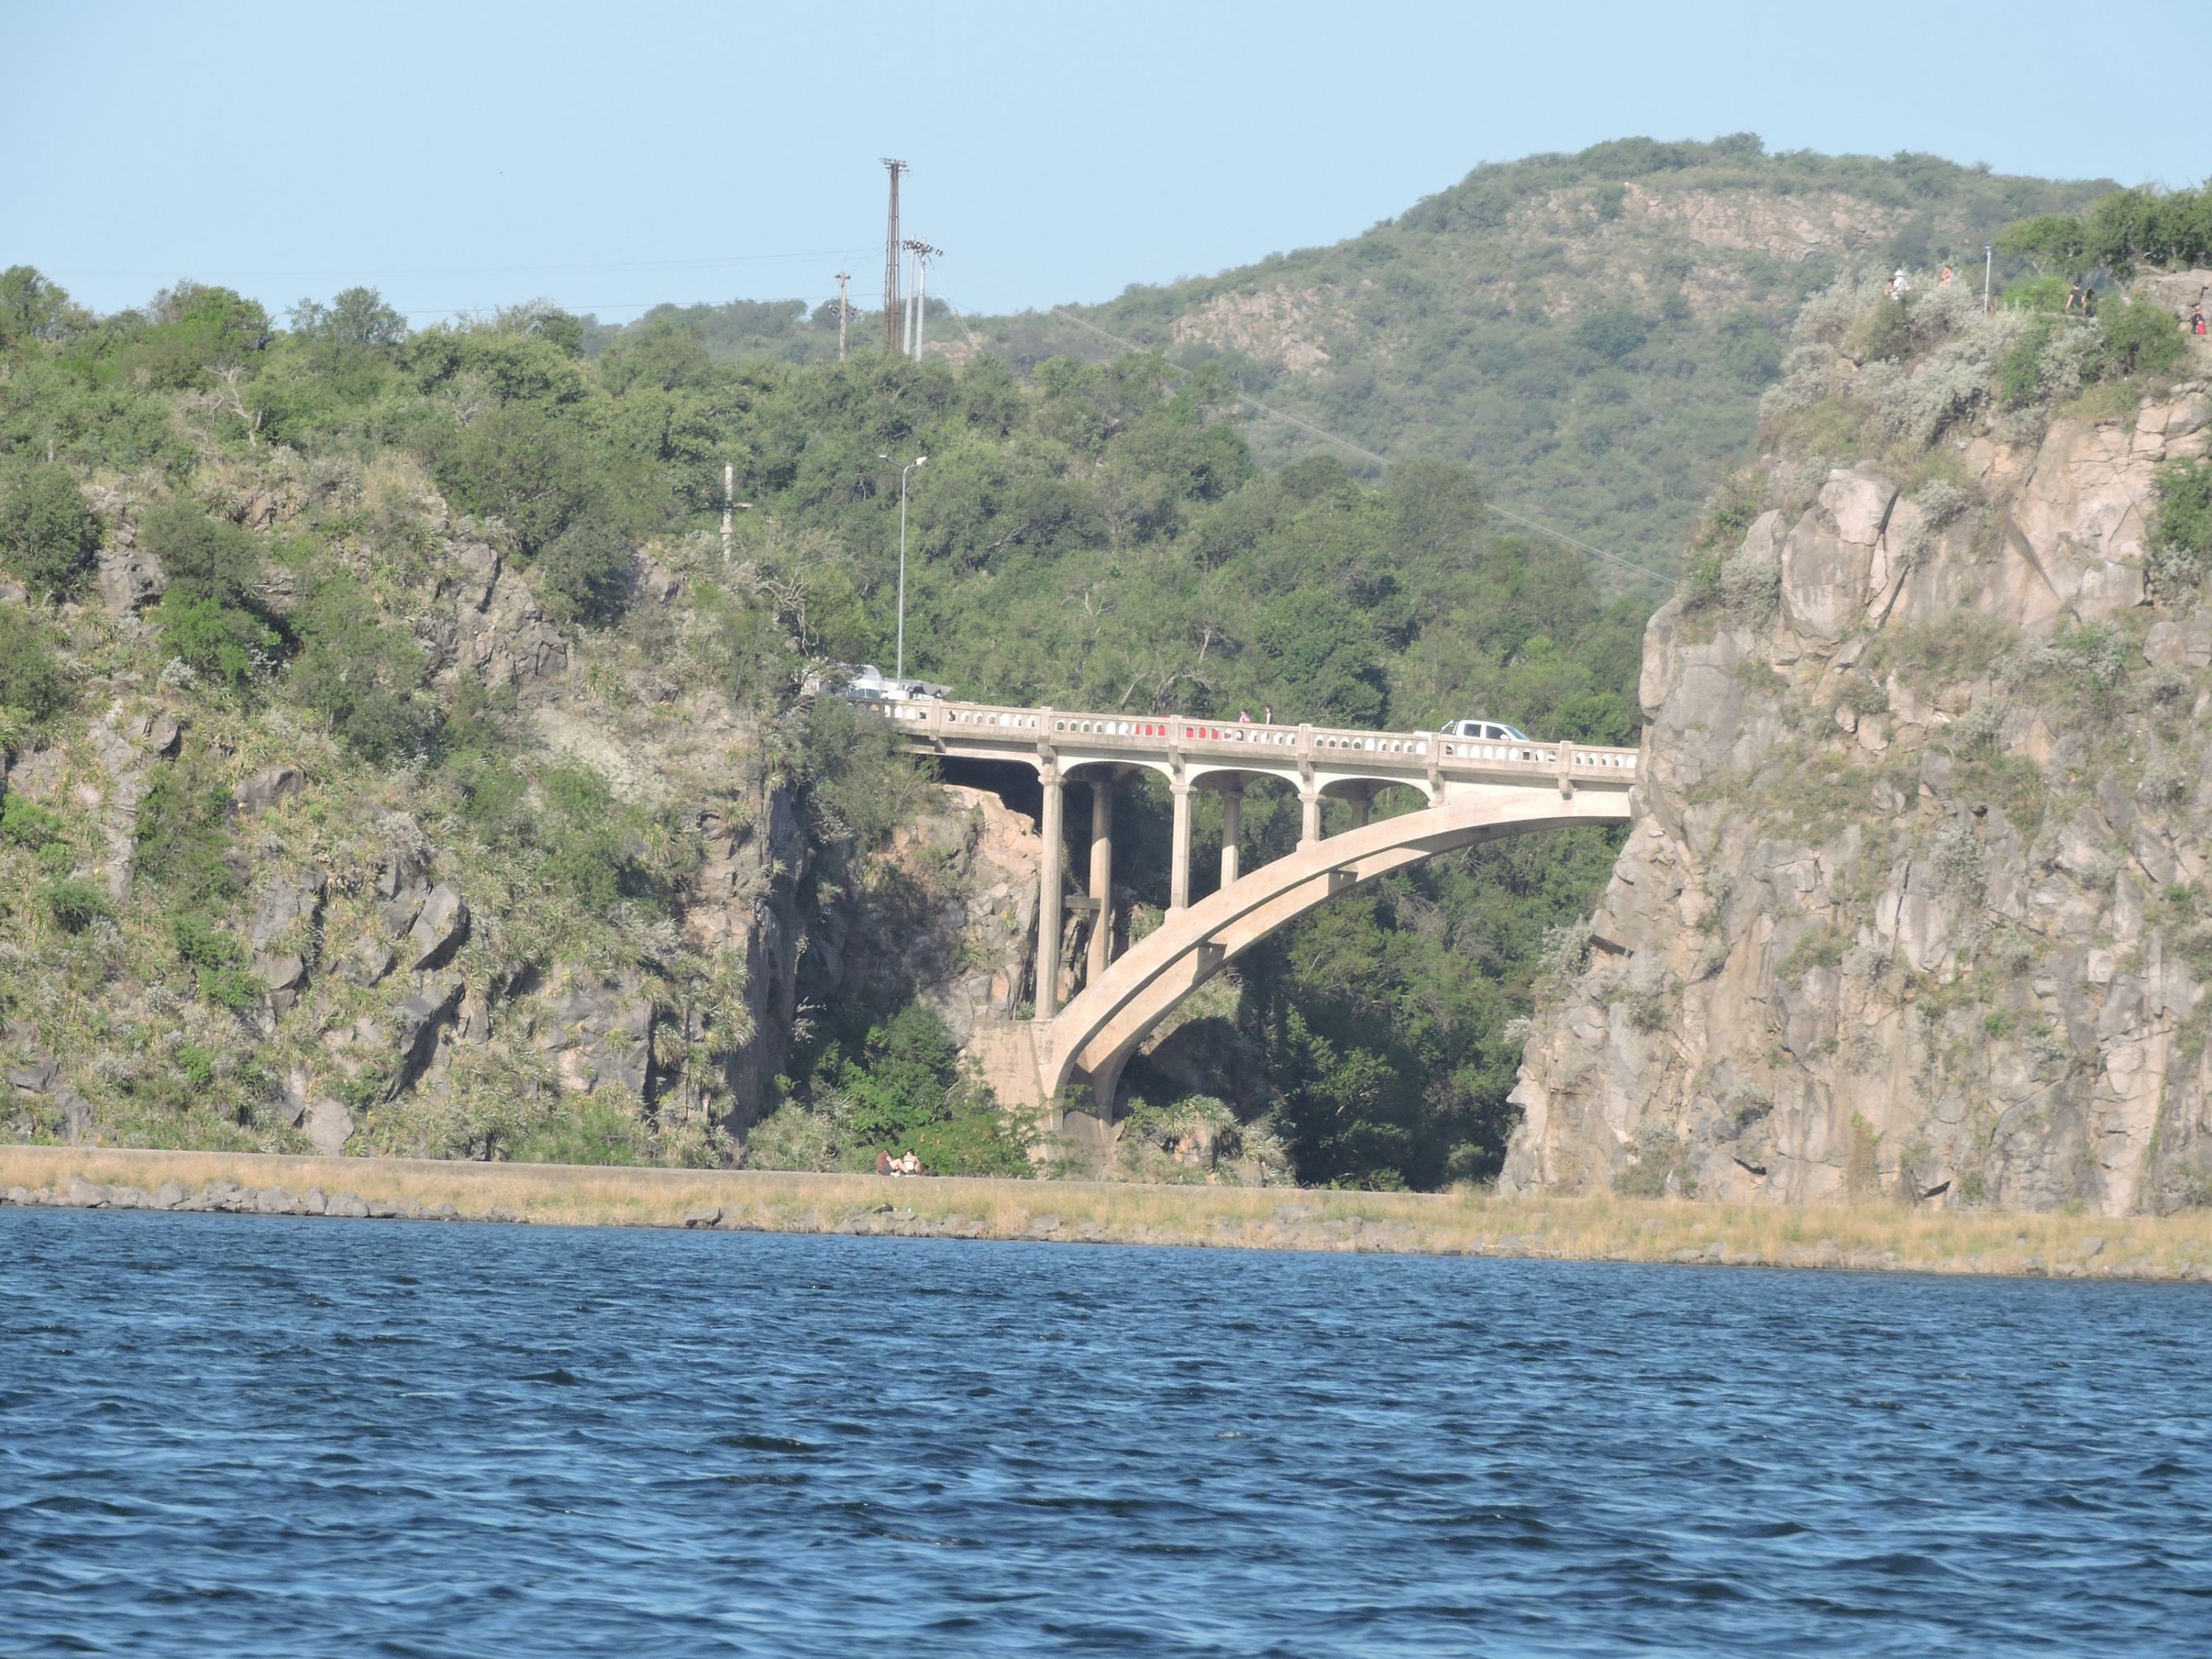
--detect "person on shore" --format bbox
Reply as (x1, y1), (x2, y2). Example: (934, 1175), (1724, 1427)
(875, 1150), (893, 1177)
(899, 1150), (920, 1177)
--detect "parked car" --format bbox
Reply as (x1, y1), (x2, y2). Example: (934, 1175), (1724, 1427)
(830, 664), (954, 702)
(1439, 718), (1530, 742)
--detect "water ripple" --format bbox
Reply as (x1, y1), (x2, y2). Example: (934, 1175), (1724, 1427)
(3, 1209), (2210, 1655)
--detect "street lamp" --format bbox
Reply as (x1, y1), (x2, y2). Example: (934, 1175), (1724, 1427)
(880, 453), (926, 682)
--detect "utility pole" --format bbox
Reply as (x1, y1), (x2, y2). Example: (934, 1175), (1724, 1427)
(903, 243), (917, 357)
(880, 453), (927, 680)
(833, 270), (852, 360)
(1984, 244), (1994, 314)
(881, 159), (906, 353)
(902, 240), (940, 359)
(722, 463), (734, 562)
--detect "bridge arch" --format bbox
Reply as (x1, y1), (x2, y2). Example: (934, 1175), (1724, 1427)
(1036, 786), (1631, 1116)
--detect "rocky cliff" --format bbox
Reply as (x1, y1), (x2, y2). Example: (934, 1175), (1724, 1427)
(2, 458), (826, 1163)
(1504, 300), (2212, 1215)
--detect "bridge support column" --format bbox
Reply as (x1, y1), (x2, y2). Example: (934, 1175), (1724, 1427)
(1347, 788), (1372, 830)
(1219, 788), (1242, 890)
(1300, 785), (1322, 848)
(1168, 779), (1192, 913)
(1036, 768), (1064, 1019)
(1086, 775), (1115, 984)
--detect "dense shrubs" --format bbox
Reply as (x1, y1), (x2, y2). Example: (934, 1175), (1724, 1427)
(140, 502), (281, 687)
(0, 608), (70, 731)
(0, 466), (101, 599)
(1999, 186), (2212, 277)
(1766, 261), (2195, 455)
(288, 570), (434, 760)
(2151, 461), (2212, 589)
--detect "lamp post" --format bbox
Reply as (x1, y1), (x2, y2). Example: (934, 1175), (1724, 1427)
(880, 453), (927, 682)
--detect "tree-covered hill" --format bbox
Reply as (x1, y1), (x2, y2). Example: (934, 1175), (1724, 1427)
(0, 266), (1638, 1188)
(618, 137), (2115, 582)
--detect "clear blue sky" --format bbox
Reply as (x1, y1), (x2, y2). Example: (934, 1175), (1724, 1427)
(6, 0), (2208, 327)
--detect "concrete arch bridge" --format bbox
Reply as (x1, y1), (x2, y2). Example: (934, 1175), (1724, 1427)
(867, 698), (1638, 1129)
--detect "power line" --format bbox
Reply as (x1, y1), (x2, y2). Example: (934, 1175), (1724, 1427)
(1046, 307), (1670, 586)
(53, 248), (878, 282)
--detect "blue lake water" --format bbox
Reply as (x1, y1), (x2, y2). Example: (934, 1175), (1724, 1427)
(2, 1209), (2209, 1656)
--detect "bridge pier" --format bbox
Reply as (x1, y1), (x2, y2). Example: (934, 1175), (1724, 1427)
(1086, 775), (1115, 986)
(1220, 787), (1242, 890)
(1299, 785), (1322, 848)
(1036, 768), (1064, 1019)
(1168, 780), (1192, 913)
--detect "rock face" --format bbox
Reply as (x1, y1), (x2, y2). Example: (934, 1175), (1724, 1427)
(832, 784), (1044, 1044)
(1504, 382), (2212, 1217)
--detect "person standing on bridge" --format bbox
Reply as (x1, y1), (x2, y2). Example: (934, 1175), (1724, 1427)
(1263, 706), (1273, 725)
(1238, 710), (1251, 724)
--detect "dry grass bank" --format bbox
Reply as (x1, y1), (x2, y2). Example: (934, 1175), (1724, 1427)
(5, 1144), (2212, 1279)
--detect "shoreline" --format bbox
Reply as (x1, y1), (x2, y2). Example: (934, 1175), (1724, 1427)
(6, 1145), (2212, 1280)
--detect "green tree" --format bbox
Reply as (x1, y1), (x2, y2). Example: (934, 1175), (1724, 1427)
(288, 569), (435, 759)
(139, 502), (280, 687)
(0, 265), (84, 348)
(0, 465), (101, 599)
(288, 286), (407, 348)
(0, 608), (70, 729)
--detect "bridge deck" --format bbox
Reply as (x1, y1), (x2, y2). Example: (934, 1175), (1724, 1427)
(864, 698), (1638, 788)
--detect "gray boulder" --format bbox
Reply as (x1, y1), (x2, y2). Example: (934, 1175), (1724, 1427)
(408, 884), (469, 970)
(305, 1097), (354, 1157)
(255, 952), (307, 1013)
(250, 871), (326, 952)
(6, 1058), (60, 1094)
(56, 1087), (92, 1145)
(389, 975), (465, 1093)
(343, 937), (397, 986)
(97, 545), (164, 615)
(233, 764), (303, 815)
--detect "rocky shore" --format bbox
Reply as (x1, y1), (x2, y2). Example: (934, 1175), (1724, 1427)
(7, 1146), (2212, 1279)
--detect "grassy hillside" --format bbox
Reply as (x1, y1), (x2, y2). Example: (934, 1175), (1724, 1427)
(619, 137), (2114, 581)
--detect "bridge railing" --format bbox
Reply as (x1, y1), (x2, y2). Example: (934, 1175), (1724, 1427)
(857, 698), (1636, 774)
